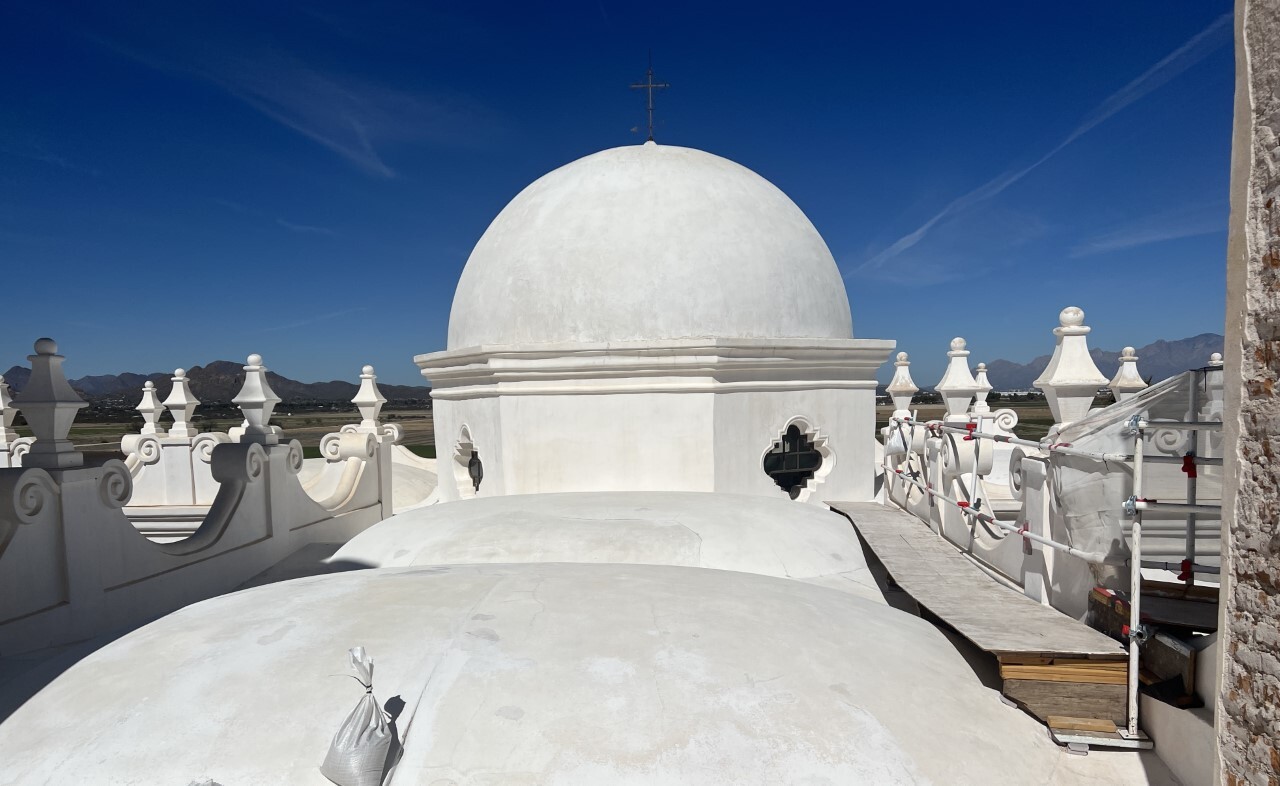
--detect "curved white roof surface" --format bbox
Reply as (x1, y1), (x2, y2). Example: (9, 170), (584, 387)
(447, 143), (853, 349)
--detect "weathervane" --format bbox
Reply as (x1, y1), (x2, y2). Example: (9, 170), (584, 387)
(630, 53), (669, 142)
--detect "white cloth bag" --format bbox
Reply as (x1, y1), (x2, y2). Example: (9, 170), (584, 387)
(321, 647), (393, 786)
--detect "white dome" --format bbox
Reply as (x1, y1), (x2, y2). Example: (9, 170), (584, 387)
(334, 491), (884, 601)
(447, 143), (853, 349)
(0, 563), (1128, 784)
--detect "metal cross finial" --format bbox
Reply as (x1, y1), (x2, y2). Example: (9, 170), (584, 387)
(630, 53), (669, 142)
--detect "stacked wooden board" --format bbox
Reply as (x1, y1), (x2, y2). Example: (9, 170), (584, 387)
(999, 655), (1128, 725)
(827, 502), (1131, 730)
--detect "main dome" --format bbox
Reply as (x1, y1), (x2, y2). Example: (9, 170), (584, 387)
(447, 143), (854, 349)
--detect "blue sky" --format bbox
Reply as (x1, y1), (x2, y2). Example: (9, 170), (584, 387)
(1, 2), (1233, 386)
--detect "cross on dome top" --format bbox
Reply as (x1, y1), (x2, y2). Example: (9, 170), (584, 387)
(630, 55), (669, 142)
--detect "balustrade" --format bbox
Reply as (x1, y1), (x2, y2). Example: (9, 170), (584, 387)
(0, 339), (403, 654)
(881, 307), (1223, 621)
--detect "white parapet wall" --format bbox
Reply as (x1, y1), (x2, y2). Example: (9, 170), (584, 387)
(0, 343), (403, 655)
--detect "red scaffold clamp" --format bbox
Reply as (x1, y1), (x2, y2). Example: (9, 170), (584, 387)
(1181, 453), (1198, 479)
(1178, 559), (1193, 582)
(963, 422), (977, 441)
(1018, 523), (1032, 555)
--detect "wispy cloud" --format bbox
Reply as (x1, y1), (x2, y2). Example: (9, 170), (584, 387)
(0, 144), (100, 176)
(261, 307), (366, 332)
(850, 208), (1050, 285)
(90, 32), (495, 178)
(212, 198), (337, 236)
(1070, 204), (1226, 257)
(276, 218), (336, 236)
(211, 197), (251, 214)
(214, 60), (399, 177)
(852, 12), (1231, 278)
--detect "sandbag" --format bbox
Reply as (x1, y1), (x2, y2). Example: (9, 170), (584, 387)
(883, 427), (908, 458)
(321, 647), (393, 786)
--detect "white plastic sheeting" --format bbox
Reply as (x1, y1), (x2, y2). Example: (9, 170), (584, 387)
(1051, 369), (1223, 613)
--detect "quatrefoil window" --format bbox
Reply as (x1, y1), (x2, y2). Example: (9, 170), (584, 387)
(763, 424), (824, 499)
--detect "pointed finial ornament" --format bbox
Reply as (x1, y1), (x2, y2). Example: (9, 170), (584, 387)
(886, 352), (918, 419)
(136, 381), (167, 435)
(973, 363), (994, 415)
(352, 365), (387, 434)
(1033, 307), (1109, 428)
(1108, 347), (1147, 403)
(14, 338), (88, 468)
(232, 354), (282, 445)
(163, 368), (201, 438)
(0, 376), (17, 444)
(936, 337), (982, 422)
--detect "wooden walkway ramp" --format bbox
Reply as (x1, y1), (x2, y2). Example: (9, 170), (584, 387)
(827, 500), (1129, 730)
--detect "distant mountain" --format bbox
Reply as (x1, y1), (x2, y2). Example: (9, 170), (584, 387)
(1, 335), (1223, 401)
(980, 333), (1224, 391)
(0, 360), (430, 403)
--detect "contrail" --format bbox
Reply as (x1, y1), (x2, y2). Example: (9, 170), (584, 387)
(854, 12), (1231, 276)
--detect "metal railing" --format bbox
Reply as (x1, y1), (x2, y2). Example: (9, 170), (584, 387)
(883, 372), (1224, 741)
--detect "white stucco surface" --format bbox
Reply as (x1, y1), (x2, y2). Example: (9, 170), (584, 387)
(447, 142), (853, 349)
(0, 562), (1173, 785)
(419, 142), (892, 504)
(333, 491), (883, 600)
(300, 448), (438, 513)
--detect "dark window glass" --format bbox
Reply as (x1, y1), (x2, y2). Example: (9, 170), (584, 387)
(468, 450), (483, 492)
(762, 424), (822, 499)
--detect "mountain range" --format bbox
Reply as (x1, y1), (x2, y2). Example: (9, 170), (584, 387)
(978, 333), (1224, 391)
(1, 333), (1223, 403)
(0, 360), (430, 403)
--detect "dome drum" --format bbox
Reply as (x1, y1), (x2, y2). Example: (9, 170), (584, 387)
(421, 143), (894, 503)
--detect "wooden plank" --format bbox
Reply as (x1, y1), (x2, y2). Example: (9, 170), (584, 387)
(1140, 594), (1219, 632)
(1048, 658), (1127, 669)
(1003, 679), (1128, 726)
(999, 655), (1127, 669)
(1047, 716), (1118, 734)
(1142, 579), (1219, 603)
(998, 655), (1054, 666)
(1144, 632), (1197, 698)
(999, 665), (1128, 685)
(827, 501), (1126, 660)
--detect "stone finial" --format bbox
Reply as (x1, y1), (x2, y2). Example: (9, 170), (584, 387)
(352, 365), (387, 433)
(231, 354), (281, 445)
(13, 338), (87, 468)
(0, 376), (17, 444)
(1108, 347), (1147, 403)
(936, 337), (982, 422)
(1202, 352), (1225, 423)
(163, 368), (201, 439)
(136, 381), (167, 435)
(1032, 307), (1109, 427)
(973, 362), (993, 415)
(886, 352), (918, 419)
